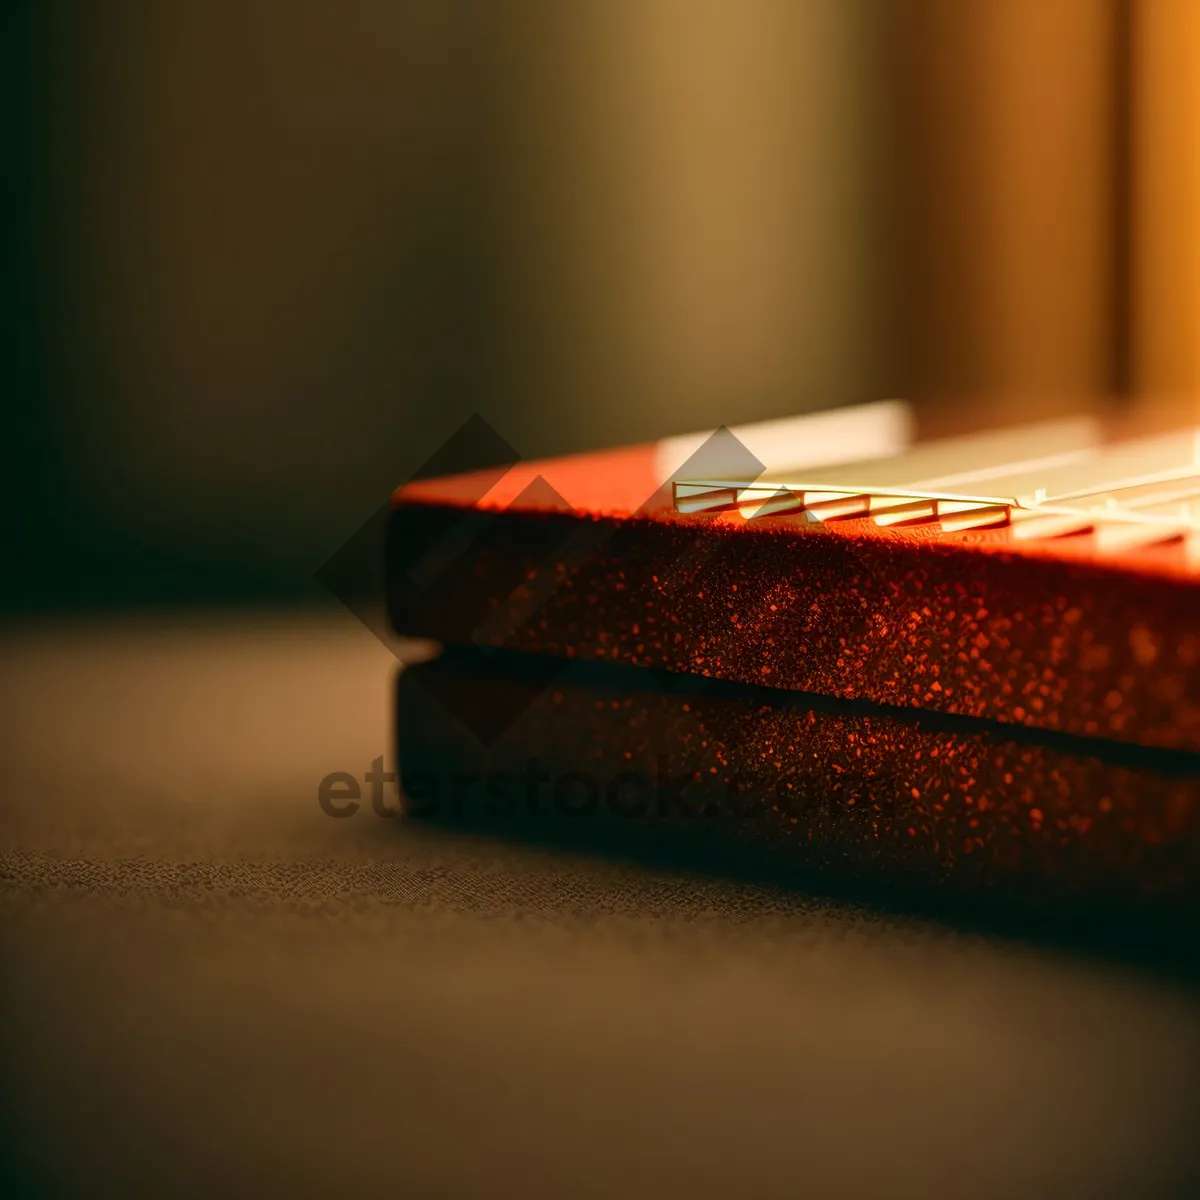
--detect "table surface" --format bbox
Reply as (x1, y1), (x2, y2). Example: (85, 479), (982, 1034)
(2, 613), (1198, 1199)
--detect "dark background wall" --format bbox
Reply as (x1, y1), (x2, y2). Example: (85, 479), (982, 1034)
(5, 1), (1197, 613)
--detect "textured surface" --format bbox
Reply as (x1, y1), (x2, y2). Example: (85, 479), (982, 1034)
(398, 652), (1200, 921)
(2, 615), (1200, 1198)
(392, 455), (1200, 751)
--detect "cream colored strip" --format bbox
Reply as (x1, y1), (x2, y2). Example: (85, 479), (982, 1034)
(1010, 512), (1095, 540)
(1094, 522), (1187, 552)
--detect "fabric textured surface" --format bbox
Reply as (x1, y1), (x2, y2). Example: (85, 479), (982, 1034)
(2, 614), (1199, 1198)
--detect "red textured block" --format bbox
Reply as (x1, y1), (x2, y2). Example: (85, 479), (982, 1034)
(390, 432), (1200, 753)
(397, 649), (1200, 926)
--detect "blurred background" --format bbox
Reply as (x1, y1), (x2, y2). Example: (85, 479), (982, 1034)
(3, 12), (1200, 1195)
(4, 0), (1198, 613)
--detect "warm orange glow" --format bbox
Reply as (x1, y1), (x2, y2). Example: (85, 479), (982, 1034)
(1131, 0), (1200, 407)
